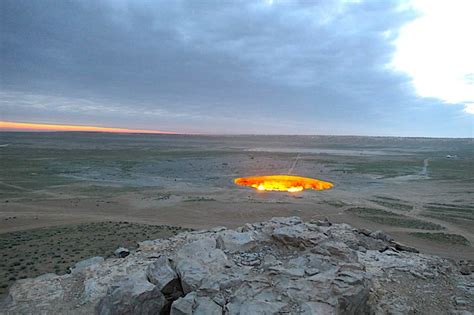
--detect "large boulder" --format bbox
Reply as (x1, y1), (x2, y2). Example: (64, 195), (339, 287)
(96, 275), (166, 315)
(272, 224), (327, 247)
(216, 230), (256, 253)
(146, 255), (181, 298)
(173, 237), (229, 293)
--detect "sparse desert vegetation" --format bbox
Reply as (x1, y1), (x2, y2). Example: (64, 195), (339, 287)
(346, 207), (402, 217)
(363, 216), (443, 230)
(0, 221), (191, 295)
(346, 207), (444, 230)
(423, 203), (474, 220)
(420, 202), (474, 232)
(371, 196), (414, 211)
(184, 196), (217, 202)
(409, 232), (470, 246)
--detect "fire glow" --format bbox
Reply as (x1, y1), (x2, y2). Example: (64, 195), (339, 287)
(234, 175), (333, 193)
(0, 121), (176, 134)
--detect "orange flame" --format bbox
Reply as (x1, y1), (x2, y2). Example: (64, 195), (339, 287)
(234, 175), (333, 192)
(0, 121), (176, 134)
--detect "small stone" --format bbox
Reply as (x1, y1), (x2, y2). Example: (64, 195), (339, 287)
(171, 292), (196, 315)
(392, 242), (419, 253)
(410, 270), (427, 280)
(454, 297), (467, 306)
(305, 268), (320, 276)
(114, 247), (130, 258)
(370, 230), (394, 242)
(311, 218), (332, 227)
(458, 260), (473, 275)
(358, 228), (372, 237)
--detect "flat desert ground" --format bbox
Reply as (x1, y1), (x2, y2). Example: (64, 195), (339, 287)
(1, 133), (473, 293)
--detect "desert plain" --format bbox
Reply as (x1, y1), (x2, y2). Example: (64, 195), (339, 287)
(0, 132), (473, 294)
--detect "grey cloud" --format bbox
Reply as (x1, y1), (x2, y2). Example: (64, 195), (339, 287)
(0, 90), (301, 134)
(1, 0), (472, 136)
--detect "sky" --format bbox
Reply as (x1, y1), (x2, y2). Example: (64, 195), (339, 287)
(1, 0), (473, 137)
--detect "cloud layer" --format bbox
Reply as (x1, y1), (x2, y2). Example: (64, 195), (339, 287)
(391, 0), (474, 114)
(1, 0), (472, 136)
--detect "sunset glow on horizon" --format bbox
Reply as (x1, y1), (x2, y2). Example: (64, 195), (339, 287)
(0, 121), (177, 134)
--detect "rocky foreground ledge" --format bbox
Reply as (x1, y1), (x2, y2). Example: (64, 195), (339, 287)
(1, 217), (473, 314)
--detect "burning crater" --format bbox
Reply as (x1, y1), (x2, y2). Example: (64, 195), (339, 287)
(234, 175), (333, 193)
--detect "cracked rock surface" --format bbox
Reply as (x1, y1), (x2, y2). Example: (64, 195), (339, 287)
(1, 217), (473, 314)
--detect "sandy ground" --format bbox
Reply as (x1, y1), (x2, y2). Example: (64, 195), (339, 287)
(2, 181), (473, 260)
(1, 133), (473, 260)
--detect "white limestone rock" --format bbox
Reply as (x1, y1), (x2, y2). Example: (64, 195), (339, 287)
(146, 255), (180, 295)
(216, 230), (256, 253)
(2, 216), (472, 315)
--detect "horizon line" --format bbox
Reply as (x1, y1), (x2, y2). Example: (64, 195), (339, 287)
(0, 120), (472, 139)
(0, 121), (179, 135)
